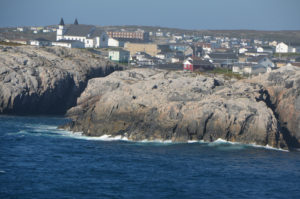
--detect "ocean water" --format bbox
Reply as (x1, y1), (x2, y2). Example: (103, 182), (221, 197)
(0, 116), (300, 199)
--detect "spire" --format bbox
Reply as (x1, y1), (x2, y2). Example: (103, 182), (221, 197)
(74, 18), (78, 25)
(59, 18), (65, 26)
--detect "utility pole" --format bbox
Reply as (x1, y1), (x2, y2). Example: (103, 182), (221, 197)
(128, 52), (130, 68)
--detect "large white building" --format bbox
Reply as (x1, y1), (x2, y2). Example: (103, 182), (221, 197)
(56, 18), (103, 48)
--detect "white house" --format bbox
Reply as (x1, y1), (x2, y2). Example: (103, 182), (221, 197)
(155, 53), (166, 60)
(156, 30), (164, 37)
(108, 50), (130, 62)
(52, 40), (84, 48)
(42, 29), (51, 33)
(257, 47), (264, 53)
(269, 41), (277, 47)
(29, 38), (51, 47)
(56, 18), (103, 48)
(276, 42), (296, 53)
(17, 27), (24, 32)
(166, 57), (180, 63)
(239, 47), (248, 54)
(100, 33), (120, 48)
(232, 64), (272, 75)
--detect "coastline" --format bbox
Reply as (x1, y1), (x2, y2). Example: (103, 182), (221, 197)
(56, 127), (290, 152)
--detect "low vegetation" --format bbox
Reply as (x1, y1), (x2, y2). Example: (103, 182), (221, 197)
(0, 41), (24, 46)
(274, 53), (300, 58)
(202, 68), (244, 80)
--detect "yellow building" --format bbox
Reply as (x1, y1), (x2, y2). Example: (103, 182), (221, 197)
(124, 43), (159, 57)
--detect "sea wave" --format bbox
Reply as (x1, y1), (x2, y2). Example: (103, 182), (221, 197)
(208, 138), (288, 152)
(11, 123), (289, 152)
(60, 131), (288, 151)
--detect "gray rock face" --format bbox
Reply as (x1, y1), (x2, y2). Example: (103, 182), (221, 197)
(250, 65), (300, 148)
(64, 67), (300, 149)
(0, 45), (122, 114)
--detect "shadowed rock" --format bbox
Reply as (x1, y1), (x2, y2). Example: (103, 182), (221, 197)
(0, 45), (122, 114)
(250, 65), (300, 148)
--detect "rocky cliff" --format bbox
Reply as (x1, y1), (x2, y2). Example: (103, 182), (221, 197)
(0, 45), (122, 114)
(64, 66), (300, 149)
(250, 65), (300, 148)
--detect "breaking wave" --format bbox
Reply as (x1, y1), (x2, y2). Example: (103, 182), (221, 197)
(12, 123), (288, 152)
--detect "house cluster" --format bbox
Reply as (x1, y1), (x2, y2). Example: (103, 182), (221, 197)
(3, 18), (300, 75)
(14, 26), (56, 34)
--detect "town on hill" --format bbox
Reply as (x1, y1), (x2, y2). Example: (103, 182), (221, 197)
(1, 18), (300, 76)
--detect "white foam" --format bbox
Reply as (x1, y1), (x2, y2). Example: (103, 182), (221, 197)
(18, 123), (290, 152)
(0, 170), (6, 173)
(140, 139), (173, 144)
(56, 131), (289, 151)
(249, 143), (289, 152)
(207, 138), (288, 152)
(57, 131), (129, 141)
(24, 124), (58, 130)
(188, 140), (205, 143)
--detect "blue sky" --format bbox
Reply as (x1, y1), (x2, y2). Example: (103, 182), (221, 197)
(1, 0), (300, 30)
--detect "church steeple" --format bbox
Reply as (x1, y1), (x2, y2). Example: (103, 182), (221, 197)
(59, 18), (65, 26)
(57, 18), (65, 41)
(74, 18), (78, 25)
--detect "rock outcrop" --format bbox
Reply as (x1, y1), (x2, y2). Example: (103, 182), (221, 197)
(64, 67), (300, 149)
(250, 65), (300, 148)
(0, 45), (122, 114)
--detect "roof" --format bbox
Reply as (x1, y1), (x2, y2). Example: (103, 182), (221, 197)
(246, 48), (258, 53)
(233, 63), (255, 68)
(209, 53), (238, 60)
(169, 43), (190, 47)
(158, 45), (173, 53)
(291, 62), (300, 67)
(247, 55), (269, 63)
(54, 40), (82, 44)
(194, 42), (211, 48)
(261, 46), (274, 50)
(115, 38), (148, 43)
(109, 49), (129, 53)
(187, 57), (213, 66)
(252, 64), (268, 69)
(134, 51), (153, 57)
(32, 38), (50, 42)
(64, 24), (95, 37)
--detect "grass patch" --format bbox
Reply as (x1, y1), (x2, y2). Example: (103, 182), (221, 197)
(0, 41), (25, 46)
(203, 68), (244, 80)
(274, 53), (300, 58)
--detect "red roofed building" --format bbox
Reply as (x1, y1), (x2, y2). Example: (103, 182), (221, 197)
(183, 57), (214, 72)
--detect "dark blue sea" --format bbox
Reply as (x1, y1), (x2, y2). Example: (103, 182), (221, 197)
(1, 116), (300, 199)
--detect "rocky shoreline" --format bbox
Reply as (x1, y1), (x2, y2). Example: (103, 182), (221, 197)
(0, 45), (122, 114)
(63, 66), (300, 150)
(1, 45), (299, 150)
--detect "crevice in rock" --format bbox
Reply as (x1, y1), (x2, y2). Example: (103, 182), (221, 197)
(256, 88), (300, 149)
(202, 112), (214, 138)
(238, 114), (254, 135)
